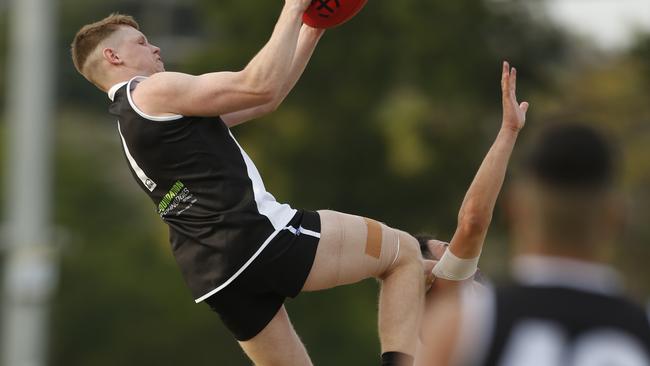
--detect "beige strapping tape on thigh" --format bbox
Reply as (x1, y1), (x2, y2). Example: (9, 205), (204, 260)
(363, 218), (382, 259)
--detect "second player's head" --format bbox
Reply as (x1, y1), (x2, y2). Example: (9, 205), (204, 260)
(416, 235), (487, 286)
(508, 123), (622, 261)
(71, 14), (164, 92)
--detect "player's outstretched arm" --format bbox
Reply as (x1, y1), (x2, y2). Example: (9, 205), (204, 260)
(417, 62), (529, 365)
(133, 0), (312, 118)
(222, 25), (326, 127)
(433, 62), (529, 286)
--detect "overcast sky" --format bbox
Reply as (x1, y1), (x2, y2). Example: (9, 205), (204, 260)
(545, 0), (650, 50)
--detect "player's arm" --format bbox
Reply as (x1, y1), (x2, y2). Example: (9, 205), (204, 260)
(134, 0), (311, 118)
(221, 25), (325, 127)
(416, 289), (462, 366)
(433, 62), (529, 288)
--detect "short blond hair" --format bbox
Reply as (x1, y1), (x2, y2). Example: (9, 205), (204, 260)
(71, 13), (139, 83)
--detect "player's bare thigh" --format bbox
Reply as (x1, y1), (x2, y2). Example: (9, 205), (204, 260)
(302, 210), (416, 291)
(239, 306), (312, 366)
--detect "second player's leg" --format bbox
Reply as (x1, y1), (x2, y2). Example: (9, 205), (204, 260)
(302, 210), (425, 357)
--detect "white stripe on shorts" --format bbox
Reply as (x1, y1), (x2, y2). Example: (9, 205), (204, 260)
(284, 225), (321, 239)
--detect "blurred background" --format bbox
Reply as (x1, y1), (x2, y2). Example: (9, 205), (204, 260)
(0, 0), (649, 365)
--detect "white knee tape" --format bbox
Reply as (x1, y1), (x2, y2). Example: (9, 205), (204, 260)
(432, 249), (479, 281)
(389, 236), (401, 268)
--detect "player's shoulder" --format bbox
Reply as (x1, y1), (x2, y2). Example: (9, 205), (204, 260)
(128, 73), (194, 109)
(136, 72), (195, 94)
(127, 73), (192, 120)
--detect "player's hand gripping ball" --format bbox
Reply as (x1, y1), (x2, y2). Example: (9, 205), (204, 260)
(303, 0), (369, 29)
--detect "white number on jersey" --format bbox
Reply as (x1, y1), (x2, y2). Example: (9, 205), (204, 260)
(500, 320), (649, 366)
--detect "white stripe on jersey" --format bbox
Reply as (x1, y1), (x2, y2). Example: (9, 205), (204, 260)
(227, 130), (296, 230)
(117, 121), (157, 192)
(193, 132), (298, 303)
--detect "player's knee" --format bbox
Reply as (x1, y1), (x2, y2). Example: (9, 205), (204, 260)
(397, 231), (423, 266)
(382, 231), (423, 278)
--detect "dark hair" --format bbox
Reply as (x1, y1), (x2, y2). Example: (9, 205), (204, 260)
(523, 124), (617, 189)
(415, 234), (436, 260)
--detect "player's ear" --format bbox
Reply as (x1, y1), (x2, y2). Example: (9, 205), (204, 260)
(103, 47), (122, 65)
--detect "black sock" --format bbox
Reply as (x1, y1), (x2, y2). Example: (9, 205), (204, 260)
(381, 352), (414, 366)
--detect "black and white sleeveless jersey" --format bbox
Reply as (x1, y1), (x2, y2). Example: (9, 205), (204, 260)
(454, 256), (650, 366)
(107, 76), (297, 303)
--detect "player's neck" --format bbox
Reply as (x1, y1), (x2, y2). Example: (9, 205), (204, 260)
(103, 69), (153, 92)
(515, 241), (610, 264)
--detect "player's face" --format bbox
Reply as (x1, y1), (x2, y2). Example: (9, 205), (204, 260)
(114, 26), (165, 75)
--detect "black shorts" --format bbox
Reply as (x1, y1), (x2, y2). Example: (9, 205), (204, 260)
(204, 210), (321, 341)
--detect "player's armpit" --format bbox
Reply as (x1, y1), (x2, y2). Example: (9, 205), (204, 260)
(221, 102), (279, 128)
(131, 71), (277, 118)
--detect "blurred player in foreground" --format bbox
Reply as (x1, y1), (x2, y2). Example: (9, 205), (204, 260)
(418, 123), (650, 365)
(71, 2), (429, 365)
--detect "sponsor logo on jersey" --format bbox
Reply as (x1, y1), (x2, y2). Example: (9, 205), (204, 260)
(158, 181), (196, 217)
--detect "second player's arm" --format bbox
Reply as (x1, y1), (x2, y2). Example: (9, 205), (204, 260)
(222, 25), (325, 127)
(437, 62), (529, 285)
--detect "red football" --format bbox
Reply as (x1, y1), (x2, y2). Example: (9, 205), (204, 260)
(303, 0), (369, 29)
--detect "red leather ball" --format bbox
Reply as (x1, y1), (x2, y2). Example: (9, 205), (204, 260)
(303, 0), (369, 29)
